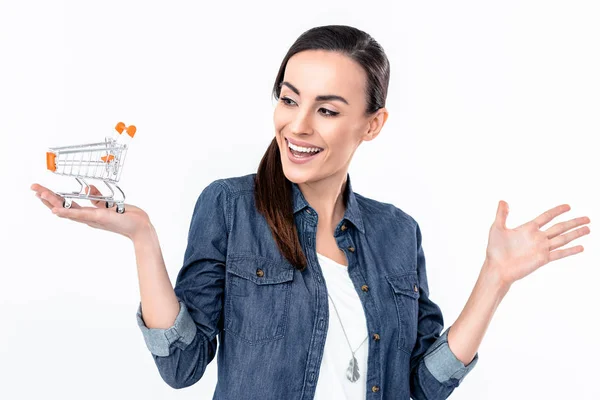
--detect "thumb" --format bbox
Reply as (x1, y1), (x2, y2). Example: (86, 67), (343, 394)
(495, 200), (509, 229)
(85, 185), (104, 207)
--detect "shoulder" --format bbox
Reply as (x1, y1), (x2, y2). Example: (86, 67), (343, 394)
(354, 190), (417, 229)
(197, 173), (256, 203)
(207, 172), (256, 196)
(190, 173), (257, 232)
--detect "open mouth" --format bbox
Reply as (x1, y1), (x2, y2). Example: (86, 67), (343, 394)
(285, 138), (323, 158)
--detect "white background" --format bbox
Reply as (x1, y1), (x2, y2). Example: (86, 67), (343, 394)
(1, 1), (598, 399)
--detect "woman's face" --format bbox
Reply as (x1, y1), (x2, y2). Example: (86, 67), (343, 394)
(273, 49), (386, 184)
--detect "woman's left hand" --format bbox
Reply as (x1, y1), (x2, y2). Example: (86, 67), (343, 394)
(484, 201), (591, 288)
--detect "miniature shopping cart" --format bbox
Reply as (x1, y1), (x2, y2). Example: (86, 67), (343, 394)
(46, 122), (136, 214)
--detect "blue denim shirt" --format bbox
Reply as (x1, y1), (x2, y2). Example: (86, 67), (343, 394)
(136, 172), (479, 399)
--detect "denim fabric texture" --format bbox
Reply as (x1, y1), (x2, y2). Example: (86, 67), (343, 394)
(136, 172), (479, 399)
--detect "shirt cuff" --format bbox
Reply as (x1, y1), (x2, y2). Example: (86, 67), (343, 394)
(136, 299), (197, 357)
(423, 326), (479, 385)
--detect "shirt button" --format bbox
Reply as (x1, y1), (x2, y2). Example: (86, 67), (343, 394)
(348, 246), (355, 252)
(306, 209), (311, 214)
(341, 224), (347, 231)
(371, 385), (380, 392)
(361, 284), (369, 292)
(414, 284), (418, 292)
(373, 333), (380, 341)
(256, 269), (264, 277)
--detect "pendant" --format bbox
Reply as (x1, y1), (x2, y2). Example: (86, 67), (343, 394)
(346, 355), (360, 382)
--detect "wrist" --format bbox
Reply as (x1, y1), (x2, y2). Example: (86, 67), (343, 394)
(480, 259), (512, 299)
(130, 221), (156, 244)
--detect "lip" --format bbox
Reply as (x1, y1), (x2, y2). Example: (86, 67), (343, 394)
(285, 136), (324, 150)
(285, 137), (323, 164)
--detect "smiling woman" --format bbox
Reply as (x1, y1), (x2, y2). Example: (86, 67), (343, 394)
(127, 23), (589, 400)
(31, 23), (591, 400)
(257, 31), (390, 274)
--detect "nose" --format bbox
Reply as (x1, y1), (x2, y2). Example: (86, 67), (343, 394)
(288, 107), (314, 136)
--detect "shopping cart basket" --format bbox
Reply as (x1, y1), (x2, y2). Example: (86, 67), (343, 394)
(46, 122), (136, 214)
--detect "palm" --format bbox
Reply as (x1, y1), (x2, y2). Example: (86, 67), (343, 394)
(485, 201), (590, 287)
(31, 183), (150, 240)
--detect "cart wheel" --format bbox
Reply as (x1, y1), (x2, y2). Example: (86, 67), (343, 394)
(63, 198), (72, 209)
(116, 204), (125, 214)
(105, 201), (114, 208)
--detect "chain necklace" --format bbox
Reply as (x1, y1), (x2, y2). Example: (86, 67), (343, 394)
(327, 292), (368, 383)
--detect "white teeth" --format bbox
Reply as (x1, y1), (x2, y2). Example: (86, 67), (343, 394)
(287, 139), (322, 153)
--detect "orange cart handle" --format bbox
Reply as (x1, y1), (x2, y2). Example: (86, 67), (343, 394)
(46, 152), (56, 171)
(115, 122), (136, 138)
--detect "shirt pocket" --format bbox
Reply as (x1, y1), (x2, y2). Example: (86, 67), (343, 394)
(386, 271), (420, 355)
(225, 254), (295, 345)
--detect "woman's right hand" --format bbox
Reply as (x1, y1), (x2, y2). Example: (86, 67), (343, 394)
(31, 183), (152, 241)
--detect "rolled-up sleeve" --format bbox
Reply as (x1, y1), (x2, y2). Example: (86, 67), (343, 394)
(409, 221), (479, 399)
(135, 179), (230, 389)
(422, 327), (478, 385)
(136, 299), (197, 357)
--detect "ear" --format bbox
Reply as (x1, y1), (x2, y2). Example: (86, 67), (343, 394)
(363, 107), (389, 142)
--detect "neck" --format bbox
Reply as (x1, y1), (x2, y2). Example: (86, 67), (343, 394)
(298, 169), (348, 234)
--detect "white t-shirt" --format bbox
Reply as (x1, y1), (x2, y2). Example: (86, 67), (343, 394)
(314, 252), (369, 400)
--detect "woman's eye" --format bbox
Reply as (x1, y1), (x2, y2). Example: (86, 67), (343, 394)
(281, 97), (295, 106)
(319, 108), (339, 117)
(280, 97), (339, 118)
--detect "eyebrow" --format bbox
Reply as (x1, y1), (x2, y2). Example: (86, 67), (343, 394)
(279, 81), (349, 105)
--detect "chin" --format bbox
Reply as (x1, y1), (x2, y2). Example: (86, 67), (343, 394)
(281, 165), (309, 184)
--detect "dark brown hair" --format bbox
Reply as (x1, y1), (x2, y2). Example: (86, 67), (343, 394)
(254, 25), (390, 271)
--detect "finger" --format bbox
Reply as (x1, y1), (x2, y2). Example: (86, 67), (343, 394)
(531, 204), (571, 229)
(40, 191), (81, 209)
(32, 183), (82, 209)
(545, 216), (591, 240)
(84, 185), (105, 207)
(31, 183), (65, 199)
(36, 190), (81, 210)
(548, 226), (591, 251)
(31, 183), (51, 197)
(548, 245), (584, 263)
(36, 193), (55, 210)
(31, 183), (50, 193)
(32, 184), (66, 209)
(495, 200), (509, 229)
(52, 206), (101, 223)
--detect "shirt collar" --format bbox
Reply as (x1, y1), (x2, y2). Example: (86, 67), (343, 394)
(291, 172), (365, 234)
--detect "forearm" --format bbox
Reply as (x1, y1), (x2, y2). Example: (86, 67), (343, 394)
(132, 223), (180, 329)
(447, 259), (511, 365)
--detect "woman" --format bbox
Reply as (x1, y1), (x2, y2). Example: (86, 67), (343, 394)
(31, 25), (591, 399)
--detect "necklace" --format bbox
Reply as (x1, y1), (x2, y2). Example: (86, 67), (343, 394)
(327, 292), (368, 383)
